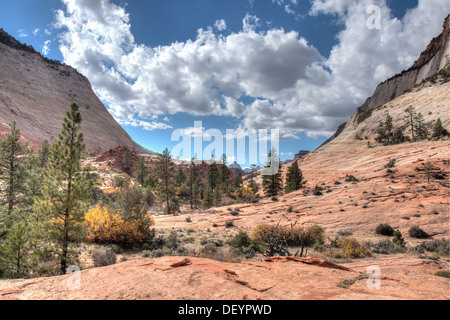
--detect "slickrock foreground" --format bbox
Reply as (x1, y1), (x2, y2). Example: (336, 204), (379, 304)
(0, 256), (448, 300)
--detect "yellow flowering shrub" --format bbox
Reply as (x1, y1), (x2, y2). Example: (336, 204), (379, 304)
(84, 206), (155, 248)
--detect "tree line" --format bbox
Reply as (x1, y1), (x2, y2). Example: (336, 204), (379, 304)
(376, 106), (447, 145)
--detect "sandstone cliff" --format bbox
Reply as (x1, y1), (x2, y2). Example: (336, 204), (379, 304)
(361, 14), (449, 112)
(322, 14), (450, 148)
(0, 29), (150, 154)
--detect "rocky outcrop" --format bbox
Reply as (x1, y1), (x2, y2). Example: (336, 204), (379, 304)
(0, 29), (149, 154)
(294, 150), (310, 160)
(321, 15), (450, 148)
(1, 256), (448, 300)
(360, 15), (449, 112)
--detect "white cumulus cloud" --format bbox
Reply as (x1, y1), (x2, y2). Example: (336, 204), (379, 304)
(54, 0), (448, 139)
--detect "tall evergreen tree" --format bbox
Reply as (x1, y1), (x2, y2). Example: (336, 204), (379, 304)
(22, 153), (44, 210)
(232, 173), (243, 191)
(135, 156), (148, 186)
(175, 166), (187, 185)
(404, 106), (417, 141)
(205, 162), (219, 194)
(122, 149), (131, 174)
(0, 222), (37, 279)
(213, 186), (222, 207)
(414, 112), (428, 140)
(34, 103), (87, 274)
(262, 148), (283, 197)
(432, 118), (447, 138)
(188, 158), (200, 209)
(376, 113), (394, 145)
(0, 122), (29, 229)
(202, 182), (214, 209)
(218, 154), (230, 193)
(248, 164), (259, 194)
(38, 140), (50, 169)
(284, 161), (304, 194)
(155, 148), (178, 215)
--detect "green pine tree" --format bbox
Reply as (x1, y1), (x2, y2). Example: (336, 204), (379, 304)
(175, 166), (187, 185)
(33, 103), (88, 275)
(206, 162), (219, 195)
(404, 106), (417, 141)
(122, 149), (131, 174)
(248, 164), (260, 194)
(432, 118), (445, 138)
(213, 186), (222, 207)
(232, 173), (243, 191)
(22, 152), (44, 210)
(0, 222), (37, 279)
(38, 140), (50, 169)
(262, 148), (283, 197)
(188, 158), (200, 209)
(202, 182), (214, 209)
(414, 112), (428, 140)
(135, 156), (148, 186)
(376, 113), (394, 145)
(155, 148), (179, 215)
(284, 161), (304, 194)
(218, 154), (230, 193)
(0, 122), (30, 229)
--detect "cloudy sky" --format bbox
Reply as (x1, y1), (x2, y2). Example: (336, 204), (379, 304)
(1, 0), (448, 165)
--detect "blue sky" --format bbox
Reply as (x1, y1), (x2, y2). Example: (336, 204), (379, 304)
(0, 0), (448, 166)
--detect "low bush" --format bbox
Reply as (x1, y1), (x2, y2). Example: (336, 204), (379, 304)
(375, 224), (394, 236)
(365, 239), (407, 255)
(89, 246), (117, 267)
(225, 220), (235, 228)
(84, 206), (155, 248)
(392, 230), (406, 247)
(251, 223), (326, 257)
(408, 226), (430, 239)
(413, 239), (449, 256)
(230, 231), (266, 258)
(384, 158), (397, 169)
(316, 238), (372, 259)
(435, 270), (450, 278)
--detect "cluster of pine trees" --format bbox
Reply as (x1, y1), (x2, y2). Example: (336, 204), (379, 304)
(0, 103), (154, 278)
(376, 106), (447, 145)
(131, 151), (261, 212)
(262, 148), (305, 197)
(0, 103), (95, 277)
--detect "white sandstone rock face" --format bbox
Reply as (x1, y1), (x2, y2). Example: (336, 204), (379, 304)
(0, 35), (144, 154)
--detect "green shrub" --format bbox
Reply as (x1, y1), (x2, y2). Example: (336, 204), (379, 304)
(376, 224), (394, 236)
(392, 230), (406, 247)
(366, 239), (407, 254)
(384, 158), (397, 169)
(413, 239), (449, 256)
(408, 226), (430, 239)
(225, 220), (235, 228)
(142, 250), (151, 258)
(435, 270), (450, 278)
(89, 247), (117, 267)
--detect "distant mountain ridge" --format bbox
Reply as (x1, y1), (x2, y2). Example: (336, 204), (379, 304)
(0, 28), (153, 154)
(229, 161), (245, 176)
